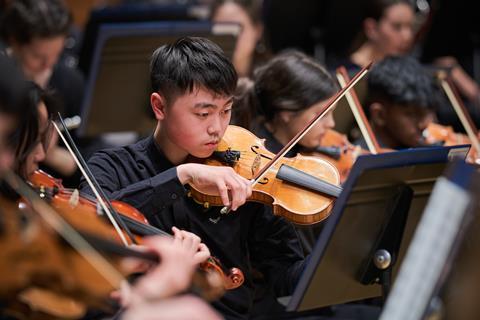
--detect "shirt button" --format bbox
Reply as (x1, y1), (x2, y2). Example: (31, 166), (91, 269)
(170, 193), (177, 200)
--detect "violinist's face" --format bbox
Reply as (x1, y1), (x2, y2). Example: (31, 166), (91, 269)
(23, 102), (49, 178)
(280, 100), (335, 149)
(368, 3), (415, 56)
(11, 36), (65, 81)
(212, 2), (262, 77)
(372, 103), (432, 148)
(152, 87), (233, 163)
(0, 112), (16, 174)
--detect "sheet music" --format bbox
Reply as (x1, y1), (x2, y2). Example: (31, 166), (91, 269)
(380, 177), (471, 320)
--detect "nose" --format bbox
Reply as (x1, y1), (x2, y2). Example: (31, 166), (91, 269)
(0, 150), (14, 173)
(33, 143), (47, 163)
(207, 114), (223, 136)
(324, 112), (335, 129)
(401, 26), (413, 47)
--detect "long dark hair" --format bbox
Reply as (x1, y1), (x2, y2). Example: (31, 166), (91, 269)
(233, 50), (338, 128)
(14, 82), (58, 178)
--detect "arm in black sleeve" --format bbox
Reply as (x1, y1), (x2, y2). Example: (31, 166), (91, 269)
(249, 205), (307, 296)
(78, 150), (186, 215)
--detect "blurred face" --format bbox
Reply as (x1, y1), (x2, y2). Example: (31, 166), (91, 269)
(152, 87), (233, 163)
(375, 103), (432, 148)
(212, 2), (262, 76)
(369, 3), (415, 56)
(0, 112), (16, 174)
(278, 99), (336, 149)
(11, 36), (65, 80)
(23, 101), (49, 177)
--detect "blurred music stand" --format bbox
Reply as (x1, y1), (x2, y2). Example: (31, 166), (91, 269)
(379, 160), (480, 320)
(287, 145), (469, 312)
(78, 3), (206, 75)
(78, 21), (240, 137)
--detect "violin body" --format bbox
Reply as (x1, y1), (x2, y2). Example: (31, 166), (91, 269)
(189, 125), (341, 225)
(0, 196), (129, 318)
(29, 170), (244, 291)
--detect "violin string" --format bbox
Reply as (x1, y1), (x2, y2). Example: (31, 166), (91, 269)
(4, 171), (126, 288)
(52, 121), (130, 247)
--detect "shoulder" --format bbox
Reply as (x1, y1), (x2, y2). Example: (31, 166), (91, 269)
(88, 137), (150, 166)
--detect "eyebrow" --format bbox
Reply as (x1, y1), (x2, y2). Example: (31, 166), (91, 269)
(193, 98), (234, 110)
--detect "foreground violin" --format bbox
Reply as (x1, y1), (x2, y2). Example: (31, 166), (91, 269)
(29, 170), (244, 291)
(190, 125), (342, 225)
(0, 175), (160, 318)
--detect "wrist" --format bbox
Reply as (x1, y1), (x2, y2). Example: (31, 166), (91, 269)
(177, 163), (194, 185)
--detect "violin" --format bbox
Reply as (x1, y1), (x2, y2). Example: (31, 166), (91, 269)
(0, 186), (158, 318)
(190, 125), (342, 225)
(29, 169), (245, 291)
(3, 169), (233, 319)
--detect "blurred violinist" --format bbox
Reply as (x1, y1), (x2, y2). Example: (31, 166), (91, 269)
(0, 55), (31, 176)
(233, 50), (340, 254)
(357, 55), (438, 150)
(0, 0), (81, 180)
(80, 37), (307, 319)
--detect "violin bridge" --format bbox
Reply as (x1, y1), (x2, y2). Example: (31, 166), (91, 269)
(69, 189), (80, 208)
(251, 154), (261, 177)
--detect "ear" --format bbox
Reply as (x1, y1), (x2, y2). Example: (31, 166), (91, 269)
(151, 92), (167, 121)
(369, 102), (387, 127)
(254, 22), (264, 42)
(363, 18), (378, 41)
(278, 111), (293, 124)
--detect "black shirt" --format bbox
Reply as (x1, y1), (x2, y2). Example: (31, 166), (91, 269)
(79, 135), (306, 320)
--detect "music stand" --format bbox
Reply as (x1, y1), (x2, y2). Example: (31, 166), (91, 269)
(379, 160), (480, 320)
(78, 21), (240, 137)
(286, 145), (469, 312)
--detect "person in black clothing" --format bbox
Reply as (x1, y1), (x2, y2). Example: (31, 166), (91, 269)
(0, 54), (32, 176)
(79, 37), (306, 319)
(233, 50), (338, 255)
(234, 50), (337, 157)
(358, 55), (438, 150)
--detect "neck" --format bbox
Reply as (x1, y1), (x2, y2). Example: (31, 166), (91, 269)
(153, 123), (189, 165)
(351, 43), (385, 67)
(265, 121), (290, 147)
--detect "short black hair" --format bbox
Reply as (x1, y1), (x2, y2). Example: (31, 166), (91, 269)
(1, 0), (72, 44)
(150, 36), (237, 106)
(366, 56), (438, 113)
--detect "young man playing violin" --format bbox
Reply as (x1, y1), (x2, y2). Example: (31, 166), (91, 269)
(358, 55), (438, 150)
(80, 37), (306, 319)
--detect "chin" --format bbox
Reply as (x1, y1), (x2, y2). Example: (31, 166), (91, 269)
(191, 150), (214, 159)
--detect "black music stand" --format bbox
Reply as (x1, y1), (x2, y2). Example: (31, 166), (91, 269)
(286, 145), (469, 312)
(78, 21), (240, 137)
(378, 160), (480, 320)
